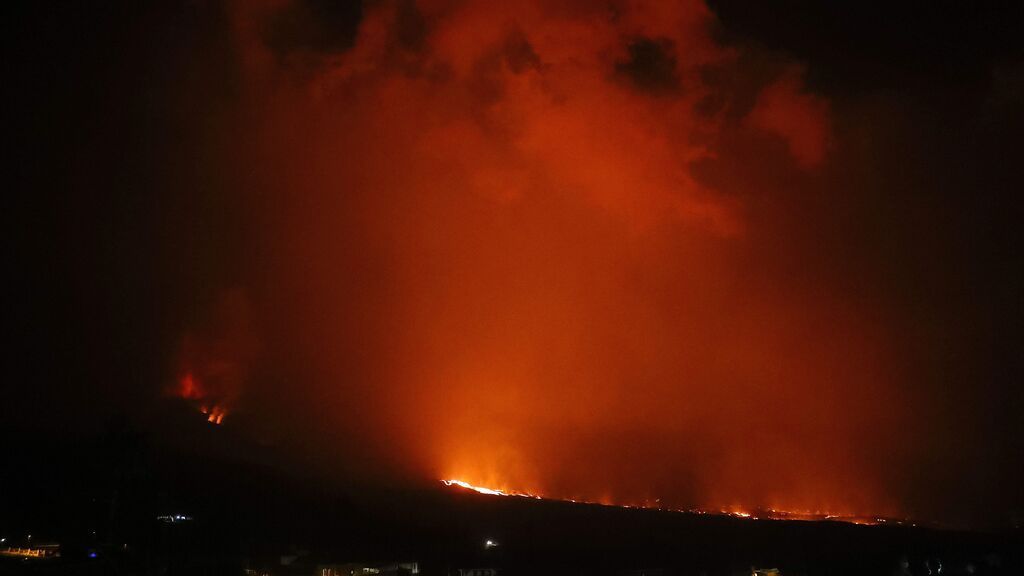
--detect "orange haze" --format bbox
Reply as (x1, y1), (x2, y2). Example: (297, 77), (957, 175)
(219, 0), (908, 519)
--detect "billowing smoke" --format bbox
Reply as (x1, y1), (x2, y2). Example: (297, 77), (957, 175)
(212, 0), (904, 519)
(18, 0), (1024, 536)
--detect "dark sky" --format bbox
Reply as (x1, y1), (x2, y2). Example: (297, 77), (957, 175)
(6, 0), (1024, 529)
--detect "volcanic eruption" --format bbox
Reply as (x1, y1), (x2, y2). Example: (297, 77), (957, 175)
(17, 0), (1008, 532)
(208, 0), (910, 521)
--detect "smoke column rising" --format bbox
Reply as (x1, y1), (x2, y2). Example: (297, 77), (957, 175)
(12, 0), (1024, 532)
(210, 0), (917, 520)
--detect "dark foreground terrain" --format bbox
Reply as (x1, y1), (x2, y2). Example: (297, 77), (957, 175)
(2, 414), (1020, 576)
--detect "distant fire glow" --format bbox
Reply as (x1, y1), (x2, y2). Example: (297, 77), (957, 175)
(169, 290), (254, 427)
(172, 372), (228, 425)
(199, 403), (227, 425)
(178, 373), (202, 400)
(441, 479), (893, 526)
(441, 479), (541, 498)
(177, 0), (1024, 529)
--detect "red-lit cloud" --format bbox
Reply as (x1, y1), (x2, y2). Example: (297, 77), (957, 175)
(215, 0), (904, 519)
(747, 66), (830, 167)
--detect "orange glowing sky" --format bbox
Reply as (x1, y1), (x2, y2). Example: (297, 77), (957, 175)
(208, 0), (908, 520)
(9, 0), (1023, 534)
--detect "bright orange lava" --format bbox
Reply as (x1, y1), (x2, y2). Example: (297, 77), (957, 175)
(440, 479), (895, 526)
(441, 479), (541, 498)
(174, 372), (228, 424)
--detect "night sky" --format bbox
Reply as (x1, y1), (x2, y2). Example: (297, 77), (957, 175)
(7, 0), (1024, 529)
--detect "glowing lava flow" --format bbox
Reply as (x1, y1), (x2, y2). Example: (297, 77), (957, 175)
(199, 404), (226, 425)
(440, 479), (894, 526)
(172, 372), (228, 424)
(441, 479), (541, 499)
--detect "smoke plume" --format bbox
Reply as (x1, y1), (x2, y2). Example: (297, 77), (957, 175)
(211, 0), (913, 519)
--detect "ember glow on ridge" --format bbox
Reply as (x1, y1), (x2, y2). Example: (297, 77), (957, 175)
(440, 479), (891, 526)
(441, 479), (541, 499)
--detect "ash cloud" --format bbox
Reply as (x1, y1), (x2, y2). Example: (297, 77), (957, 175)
(12, 0), (1022, 530)
(225, 0), (897, 517)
